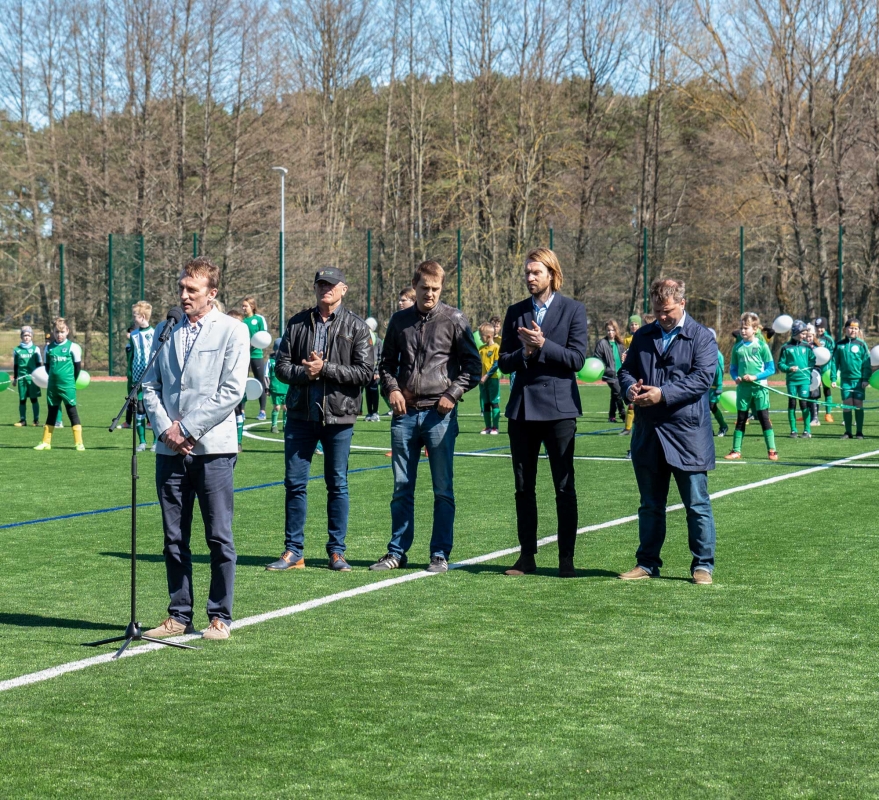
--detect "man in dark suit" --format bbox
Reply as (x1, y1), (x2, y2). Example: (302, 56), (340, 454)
(617, 278), (718, 585)
(499, 248), (588, 578)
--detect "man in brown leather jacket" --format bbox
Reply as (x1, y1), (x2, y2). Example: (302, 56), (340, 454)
(371, 260), (481, 573)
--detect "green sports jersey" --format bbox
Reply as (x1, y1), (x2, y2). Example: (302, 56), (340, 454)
(730, 338), (772, 379)
(267, 357), (286, 396)
(778, 341), (815, 385)
(832, 338), (870, 383)
(243, 314), (269, 358)
(13, 342), (42, 380)
(45, 339), (82, 387)
(712, 351), (725, 394)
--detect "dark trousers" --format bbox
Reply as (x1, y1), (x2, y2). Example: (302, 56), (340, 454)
(249, 357), (267, 412)
(507, 417), (578, 558)
(605, 377), (626, 420)
(156, 453), (237, 625)
(366, 378), (380, 415)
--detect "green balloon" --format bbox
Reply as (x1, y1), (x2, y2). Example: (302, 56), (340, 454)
(869, 371), (879, 391)
(473, 330), (484, 349)
(822, 370), (838, 388)
(718, 390), (737, 413)
(577, 357), (605, 382)
(75, 370), (91, 389)
(0, 370), (10, 389)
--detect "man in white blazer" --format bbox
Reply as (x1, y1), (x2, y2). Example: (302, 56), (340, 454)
(142, 257), (249, 641)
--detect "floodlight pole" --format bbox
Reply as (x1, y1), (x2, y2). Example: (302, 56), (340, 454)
(272, 167), (288, 327)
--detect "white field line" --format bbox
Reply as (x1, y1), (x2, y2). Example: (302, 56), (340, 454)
(2, 446), (878, 695)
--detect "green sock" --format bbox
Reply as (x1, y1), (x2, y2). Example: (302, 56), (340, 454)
(271, 409), (279, 427)
(32, 400), (39, 422)
(19, 401), (26, 421)
(802, 410), (810, 434)
(712, 406), (726, 429)
(733, 429), (744, 452)
(136, 419), (147, 445)
(787, 409), (797, 433)
(491, 407), (500, 429)
(843, 410), (853, 435)
(236, 415), (244, 444)
(764, 428), (776, 451)
(855, 408), (864, 435)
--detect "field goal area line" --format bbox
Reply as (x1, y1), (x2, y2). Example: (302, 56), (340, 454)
(2, 446), (879, 695)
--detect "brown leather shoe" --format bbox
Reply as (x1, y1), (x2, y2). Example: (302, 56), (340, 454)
(692, 569), (713, 585)
(618, 566), (652, 580)
(266, 551), (305, 570)
(504, 555), (537, 576)
(143, 617), (195, 638)
(558, 556), (576, 578)
(202, 618), (231, 640)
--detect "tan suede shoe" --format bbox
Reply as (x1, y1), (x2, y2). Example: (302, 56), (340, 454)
(202, 618), (231, 640)
(618, 566), (652, 581)
(144, 617), (195, 638)
(693, 569), (713, 585)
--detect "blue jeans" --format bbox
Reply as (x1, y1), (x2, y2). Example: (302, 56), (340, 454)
(388, 406), (458, 559)
(284, 419), (354, 557)
(633, 462), (716, 576)
(155, 454), (237, 625)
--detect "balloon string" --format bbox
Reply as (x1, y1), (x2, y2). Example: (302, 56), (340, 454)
(759, 383), (878, 411)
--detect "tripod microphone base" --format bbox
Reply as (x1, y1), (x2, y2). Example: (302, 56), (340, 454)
(83, 621), (200, 659)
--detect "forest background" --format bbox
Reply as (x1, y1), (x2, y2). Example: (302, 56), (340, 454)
(2, 0), (879, 370)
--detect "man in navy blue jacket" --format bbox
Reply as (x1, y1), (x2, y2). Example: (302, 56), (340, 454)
(499, 248), (588, 578)
(617, 278), (718, 584)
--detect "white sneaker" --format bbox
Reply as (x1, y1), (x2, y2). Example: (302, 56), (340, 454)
(55, 421), (63, 428)
(490, 428), (499, 435)
(150, 442), (157, 452)
(480, 428), (489, 434)
(136, 443), (147, 452)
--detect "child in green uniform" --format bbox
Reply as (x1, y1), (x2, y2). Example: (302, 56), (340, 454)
(477, 322), (501, 434)
(594, 319), (626, 422)
(12, 325), (42, 426)
(778, 320), (816, 438)
(35, 318), (85, 451)
(832, 318), (871, 439)
(126, 301), (158, 452)
(706, 327), (728, 436)
(813, 317), (835, 423)
(267, 338), (287, 433)
(241, 296), (269, 420)
(725, 312), (778, 461)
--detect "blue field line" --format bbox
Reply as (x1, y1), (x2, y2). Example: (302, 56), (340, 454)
(0, 424), (621, 532)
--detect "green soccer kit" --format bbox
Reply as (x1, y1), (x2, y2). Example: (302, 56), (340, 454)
(731, 339), (773, 412)
(478, 342), (501, 429)
(833, 336), (871, 435)
(779, 340), (815, 433)
(710, 350), (727, 432)
(13, 341), (42, 423)
(243, 314), (269, 358)
(45, 339), (82, 407)
(267, 356), (287, 428)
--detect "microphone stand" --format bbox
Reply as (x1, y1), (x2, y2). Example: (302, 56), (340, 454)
(83, 316), (199, 658)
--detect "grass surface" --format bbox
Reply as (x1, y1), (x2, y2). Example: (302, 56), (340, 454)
(1, 381), (878, 798)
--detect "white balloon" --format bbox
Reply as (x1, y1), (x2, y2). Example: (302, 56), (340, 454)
(772, 314), (793, 334)
(245, 377), (263, 401)
(870, 345), (879, 367)
(809, 369), (821, 393)
(251, 330), (273, 349)
(813, 346), (831, 366)
(31, 366), (49, 388)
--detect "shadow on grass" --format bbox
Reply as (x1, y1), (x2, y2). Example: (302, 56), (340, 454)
(100, 551), (366, 569)
(0, 612), (122, 631)
(453, 564), (621, 579)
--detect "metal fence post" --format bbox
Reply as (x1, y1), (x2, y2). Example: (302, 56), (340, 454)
(642, 227), (649, 314)
(108, 233), (114, 376)
(59, 244), (66, 317)
(837, 225), (844, 341)
(549, 227), (554, 250)
(457, 229), (462, 310)
(739, 226), (745, 314)
(279, 231), (286, 327)
(366, 229), (372, 319)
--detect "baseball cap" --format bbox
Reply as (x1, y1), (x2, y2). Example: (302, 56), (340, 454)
(814, 317), (827, 328)
(314, 267), (345, 285)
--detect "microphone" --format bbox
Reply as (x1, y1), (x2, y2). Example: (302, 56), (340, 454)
(159, 306), (184, 342)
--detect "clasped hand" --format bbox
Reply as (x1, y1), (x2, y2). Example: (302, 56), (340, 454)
(162, 420), (196, 455)
(302, 350), (324, 380)
(628, 379), (663, 406)
(518, 321), (545, 356)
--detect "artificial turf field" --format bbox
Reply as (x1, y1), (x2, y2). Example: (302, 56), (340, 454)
(0, 380), (877, 798)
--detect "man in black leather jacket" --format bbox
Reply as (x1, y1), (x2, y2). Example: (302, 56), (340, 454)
(268, 267), (373, 572)
(370, 259), (481, 574)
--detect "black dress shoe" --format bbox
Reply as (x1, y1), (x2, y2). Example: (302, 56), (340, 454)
(558, 556), (576, 578)
(504, 555), (537, 576)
